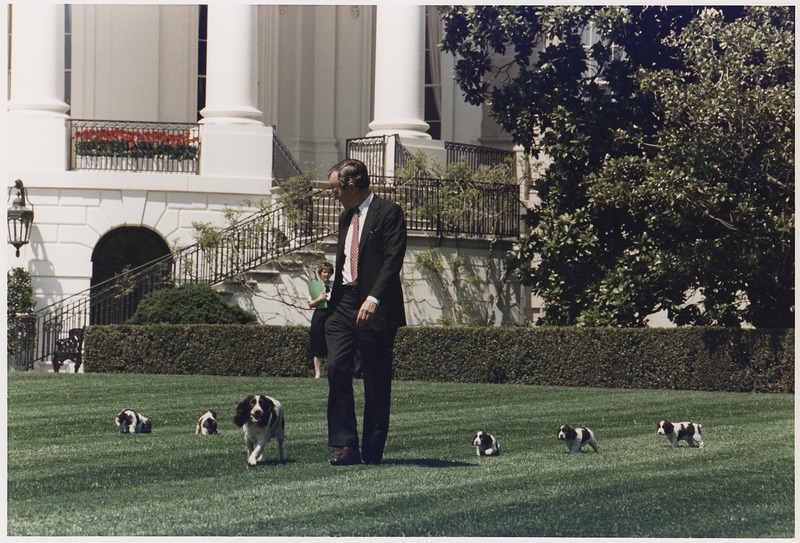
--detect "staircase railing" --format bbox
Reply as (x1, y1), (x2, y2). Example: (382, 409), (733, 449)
(25, 189), (337, 366)
(272, 130), (304, 180)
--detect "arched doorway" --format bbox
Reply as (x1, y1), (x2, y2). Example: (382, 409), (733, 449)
(91, 226), (172, 324)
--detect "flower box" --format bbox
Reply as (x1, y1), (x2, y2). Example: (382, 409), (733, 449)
(73, 127), (199, 173)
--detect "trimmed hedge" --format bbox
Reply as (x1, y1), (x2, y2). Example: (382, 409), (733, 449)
(83, 325), (794, 393)
(392, 327), (794, 393)
(84, 325), (310, 377)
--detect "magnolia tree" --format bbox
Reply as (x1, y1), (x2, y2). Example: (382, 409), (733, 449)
(440, 6), (794, 327)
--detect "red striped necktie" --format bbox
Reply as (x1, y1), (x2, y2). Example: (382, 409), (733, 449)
(350, 208), (360, 282)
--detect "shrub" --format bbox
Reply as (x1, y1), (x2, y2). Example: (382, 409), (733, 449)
(7, 267), (36, 355)
(126, 284), (257, 325)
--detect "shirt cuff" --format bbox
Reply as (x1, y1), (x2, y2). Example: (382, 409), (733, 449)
(367, 295), (380, 306)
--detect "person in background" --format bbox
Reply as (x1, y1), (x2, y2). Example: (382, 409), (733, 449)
(324, 158), (407, 466)
(308, 261), (334, 379)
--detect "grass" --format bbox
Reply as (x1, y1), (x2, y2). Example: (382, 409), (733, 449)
(6, 372), (795, 537)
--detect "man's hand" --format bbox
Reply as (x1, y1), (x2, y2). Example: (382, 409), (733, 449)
(356, 299), (377, 326)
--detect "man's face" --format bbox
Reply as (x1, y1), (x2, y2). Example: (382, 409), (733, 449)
(328, 171), (360, 209)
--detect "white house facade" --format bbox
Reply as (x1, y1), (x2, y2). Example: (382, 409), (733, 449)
(5, 4), (544, 370)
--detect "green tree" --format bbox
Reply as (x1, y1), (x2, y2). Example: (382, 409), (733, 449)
(441, 6), (793, 327)
(599, 7), (794, 327)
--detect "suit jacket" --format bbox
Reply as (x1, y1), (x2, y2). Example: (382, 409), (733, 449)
(328, 194), (407, 331)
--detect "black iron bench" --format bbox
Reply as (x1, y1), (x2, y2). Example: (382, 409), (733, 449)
(52, 328), (85, 373)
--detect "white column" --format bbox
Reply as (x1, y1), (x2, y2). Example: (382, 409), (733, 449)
(7, 3), (70, 172)
(367, 5), (430, 139)
(199, 4), (272, 179)
(200, 4), (262, 124)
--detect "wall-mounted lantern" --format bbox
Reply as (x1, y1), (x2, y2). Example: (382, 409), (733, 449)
(7, 179), (34, 257)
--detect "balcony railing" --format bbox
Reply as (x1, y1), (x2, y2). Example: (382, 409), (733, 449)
(69, 119), (200, 174)
(445, 141), (515, 170)
(347, 136), (516, 176)
(368, 175), (520, 239)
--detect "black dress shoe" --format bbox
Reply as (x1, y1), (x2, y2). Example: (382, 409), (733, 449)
(330, 447), (362, 466)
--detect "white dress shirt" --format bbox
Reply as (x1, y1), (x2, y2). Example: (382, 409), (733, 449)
(342, 193), (379, 305)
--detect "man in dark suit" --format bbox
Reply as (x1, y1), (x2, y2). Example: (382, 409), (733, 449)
(324, 158), (407, 466)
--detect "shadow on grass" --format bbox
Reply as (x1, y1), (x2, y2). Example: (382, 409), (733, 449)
(380, 458), (475, 468)
(250, 459), (293, 467)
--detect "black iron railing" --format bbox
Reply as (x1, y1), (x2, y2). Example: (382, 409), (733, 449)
(346, 136), (390, 176)
(445, 141), (514, 170)
(347, 136), (516, 175)
(372, 175), (520, 238)
(273, 131), (304, 180)
(69, 119), (201, 174)
(26, 190), (337, 366)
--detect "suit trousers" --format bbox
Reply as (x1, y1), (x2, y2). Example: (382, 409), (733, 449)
(325, 287), (395, 463)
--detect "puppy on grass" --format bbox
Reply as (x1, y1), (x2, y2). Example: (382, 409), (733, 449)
(472, 431), (500, 456)
(657, 420), (704, 448)
(115, 409), (152, 434)
(196, 410), (219, 435)
(557, 425), (598, 453)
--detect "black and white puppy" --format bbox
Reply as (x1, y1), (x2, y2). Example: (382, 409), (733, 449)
(657, 420), (704, 448)
(557, 425), (598, 453)
(115, 409), (152, 434)
(473, 430), (500, 456)
(196, 410), (218, 435)
(233, 394), (285, 466)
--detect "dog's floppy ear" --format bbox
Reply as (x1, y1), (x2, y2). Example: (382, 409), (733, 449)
(233, 399), (248, 427)
(209, 410), (217, 418)
(260, 397), (276, 428)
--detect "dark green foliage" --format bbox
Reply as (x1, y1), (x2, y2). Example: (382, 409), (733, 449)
(7, 267), (36, 354)
(84, 324), (308, 376)
(442, 6), (794, 327)
(84, 325), (793, 393)
(392, 327), (794, 393)
(126, 284), (257, 325)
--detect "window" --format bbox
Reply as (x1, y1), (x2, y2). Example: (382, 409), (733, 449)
(197, 5), (207, 121)
(64, 4), (71, 111)
(424, 7), (442, 140)
(7, 5), (11, 98)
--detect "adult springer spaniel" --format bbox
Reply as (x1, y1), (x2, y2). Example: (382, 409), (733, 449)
(196, 410), (219, 435)
(657, 420), (704, 448)
(233, 394), (286, 466)
(115, 409), (152, 434)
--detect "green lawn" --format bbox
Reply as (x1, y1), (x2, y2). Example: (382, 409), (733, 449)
(6, 372), (795, 537)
